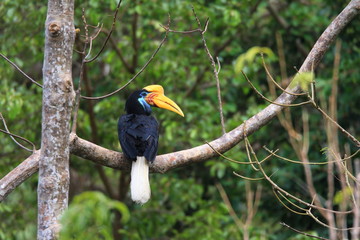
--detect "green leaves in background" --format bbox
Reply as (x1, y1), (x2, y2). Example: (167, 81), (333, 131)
(60, 191), (129, 240)
(234, 46), (275, 74)
(289, 72), (314, 91)
(1, 0), (360, 239)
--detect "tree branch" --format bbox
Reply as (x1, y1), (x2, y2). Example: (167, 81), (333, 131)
(80, 15), (171, 100)
(37, 0), (76, 238)
(280, 222), (329, 240)
(0, 53), (43, 88)
(1, 0), (359, 205)
(0, 113), (37, 152)
(0, 151), (40, 201)
(84, 0), (123, 63)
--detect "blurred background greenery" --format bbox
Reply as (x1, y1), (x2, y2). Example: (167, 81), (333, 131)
(1, 0), (359, 239)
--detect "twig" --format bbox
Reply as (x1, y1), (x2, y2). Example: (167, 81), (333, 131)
(0, 53), (43, 88)
(326, 39), (344, 238)
(163, 8), (226, 134)
(267, 2), (289, 30)
(215, 182), (244, 229)
(263, 146), (360, 165)
(81, 15), (171, 100)
(131, 6), (139, 70)
(0, 129), (36, 152)
(342, 161), (359, 206)
(275, 31), (288, 81)
(191, 7), (226, 134)
(81, 61), (116, 199)
(185, 34), (238, 97)
(103, 28), (134, 73)
(84, 0), (123, 63)
(261, 53), (306, 96)
(233, 171), (264, 181)
(245, 136), (353, 215)
(161, 18), (209, 34)
(242, 71), (312, 107)
(314, 104), (360, 147)
(72, 8), (90, 133)
(1, 0), (360, 204)
(0, 113), (36, 152)
(273, 188), (308, 215)
(0, 150), (40, 202)
(280, 222), (329, 240)
(205, 141), (259, 165)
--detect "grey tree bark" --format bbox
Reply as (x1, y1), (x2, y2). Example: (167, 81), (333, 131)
(37, 0), (75, 239)
(0, 0), (359, 239)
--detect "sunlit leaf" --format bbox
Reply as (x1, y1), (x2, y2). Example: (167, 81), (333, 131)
(289, 72), (314, 91)
(234, 46), (275, 74)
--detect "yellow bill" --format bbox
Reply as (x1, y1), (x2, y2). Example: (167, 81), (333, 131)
(143, 85), (184, 117)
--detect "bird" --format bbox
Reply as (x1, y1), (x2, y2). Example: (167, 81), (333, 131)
(118, 85), (184, 204)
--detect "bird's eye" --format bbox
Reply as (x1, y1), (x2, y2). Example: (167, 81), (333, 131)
(140, 92), (148, 97)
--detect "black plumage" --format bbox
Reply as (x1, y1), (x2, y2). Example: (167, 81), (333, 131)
(118, 114), (159, 162)
(117, 85), (183, 204)
(118, 89), (159, 162)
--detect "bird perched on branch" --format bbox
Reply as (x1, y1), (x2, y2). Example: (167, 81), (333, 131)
(118, 85), (184, 204)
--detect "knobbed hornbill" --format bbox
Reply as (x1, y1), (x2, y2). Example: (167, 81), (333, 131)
(118, 85), (184, 204)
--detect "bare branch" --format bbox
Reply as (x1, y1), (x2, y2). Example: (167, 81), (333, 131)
(84, 0), (123, 63)
(0, 151), (40, 202)
(188, 7), (226, 134)
(314, 104), (360, 147)
(72, 8), (90, 134)
(103, 28), (134, 73)
(263, 146), (360, 165)
(0, 129), (36, 152)
(280, 222), (329, 240)
(261, 53), (307, 96)
(206, 142), (253, 164)
(163, 8), (226, 134)
(215, 182), (244, 229)
(273, 188), (308, 215)
(1, 0), (359, 206)
(161, 18), (209, 34)
(275, 31), (288, 81)
(0, 53), (43, 88)
(299, 0), (360, 73)
(246, 138), (353, 215)
(81, 15), (171, 100)
(0, 113), (36, 152)
(242, 71), (312, 107)
(233, 172), (264, 181)
(191, 8), (226, 134)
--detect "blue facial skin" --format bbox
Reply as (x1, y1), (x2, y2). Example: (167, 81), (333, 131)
(138, 91), (152, 115)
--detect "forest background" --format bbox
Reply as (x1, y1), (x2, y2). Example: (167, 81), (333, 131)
(1, 0), (359, 239)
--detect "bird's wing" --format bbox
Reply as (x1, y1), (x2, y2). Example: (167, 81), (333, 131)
(118, 114), (159, 162)
(118, 115), (138, 160)
(143, 116), (159, 162)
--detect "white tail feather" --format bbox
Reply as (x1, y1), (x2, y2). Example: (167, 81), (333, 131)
(130, 156), (151, 204)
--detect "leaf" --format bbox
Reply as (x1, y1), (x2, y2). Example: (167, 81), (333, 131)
(289, 72), (314, 91)
(109, 200), (130, 223)
(234, 46), (275, 74)
(334, 186), (353, 205)
(60, 191), (130, 239)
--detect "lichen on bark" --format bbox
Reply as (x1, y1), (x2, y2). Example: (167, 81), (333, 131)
(37, 0), (75, 239)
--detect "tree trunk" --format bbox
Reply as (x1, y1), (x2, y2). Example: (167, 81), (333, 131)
(37, 0), (75, 239)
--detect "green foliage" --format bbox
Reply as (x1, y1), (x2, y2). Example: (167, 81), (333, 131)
(60, 191), (130, 240)
(234, 47), (276, 74)
(1, 0), (360, 239)
(333, 186), (353, 205)
(289, 232), (323, 240)
(0, 176), (38, 240)
(289, 72), (314, 91)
